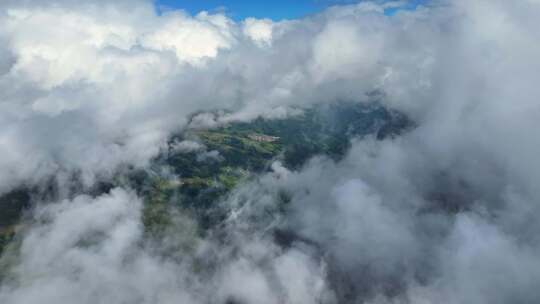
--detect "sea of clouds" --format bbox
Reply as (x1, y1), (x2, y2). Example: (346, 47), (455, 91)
(1, 0), (540, 303)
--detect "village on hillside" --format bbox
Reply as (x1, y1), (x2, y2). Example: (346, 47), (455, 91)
(247, 134), (280, 143)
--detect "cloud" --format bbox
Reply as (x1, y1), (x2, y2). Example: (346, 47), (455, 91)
(0, 187), (332, 304)
(1, 0), (540, 303)
(141, 11), (235, 65)
(243, 18), (274, 46)
(0, 1), (239, 192)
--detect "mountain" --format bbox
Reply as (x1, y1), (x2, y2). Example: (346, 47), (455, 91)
(0, 101), (410, 262)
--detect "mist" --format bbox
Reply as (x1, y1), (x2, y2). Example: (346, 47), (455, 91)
(1, 0), (540, 303)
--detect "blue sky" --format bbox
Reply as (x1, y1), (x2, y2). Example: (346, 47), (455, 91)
(155, 0), (427, 21)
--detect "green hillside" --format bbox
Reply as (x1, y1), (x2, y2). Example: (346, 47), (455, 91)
(0, 102), (411, 256)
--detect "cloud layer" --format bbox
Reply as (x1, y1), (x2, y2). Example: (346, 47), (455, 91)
(0, 0), (439, 192)
(1, 0), (540, 303)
